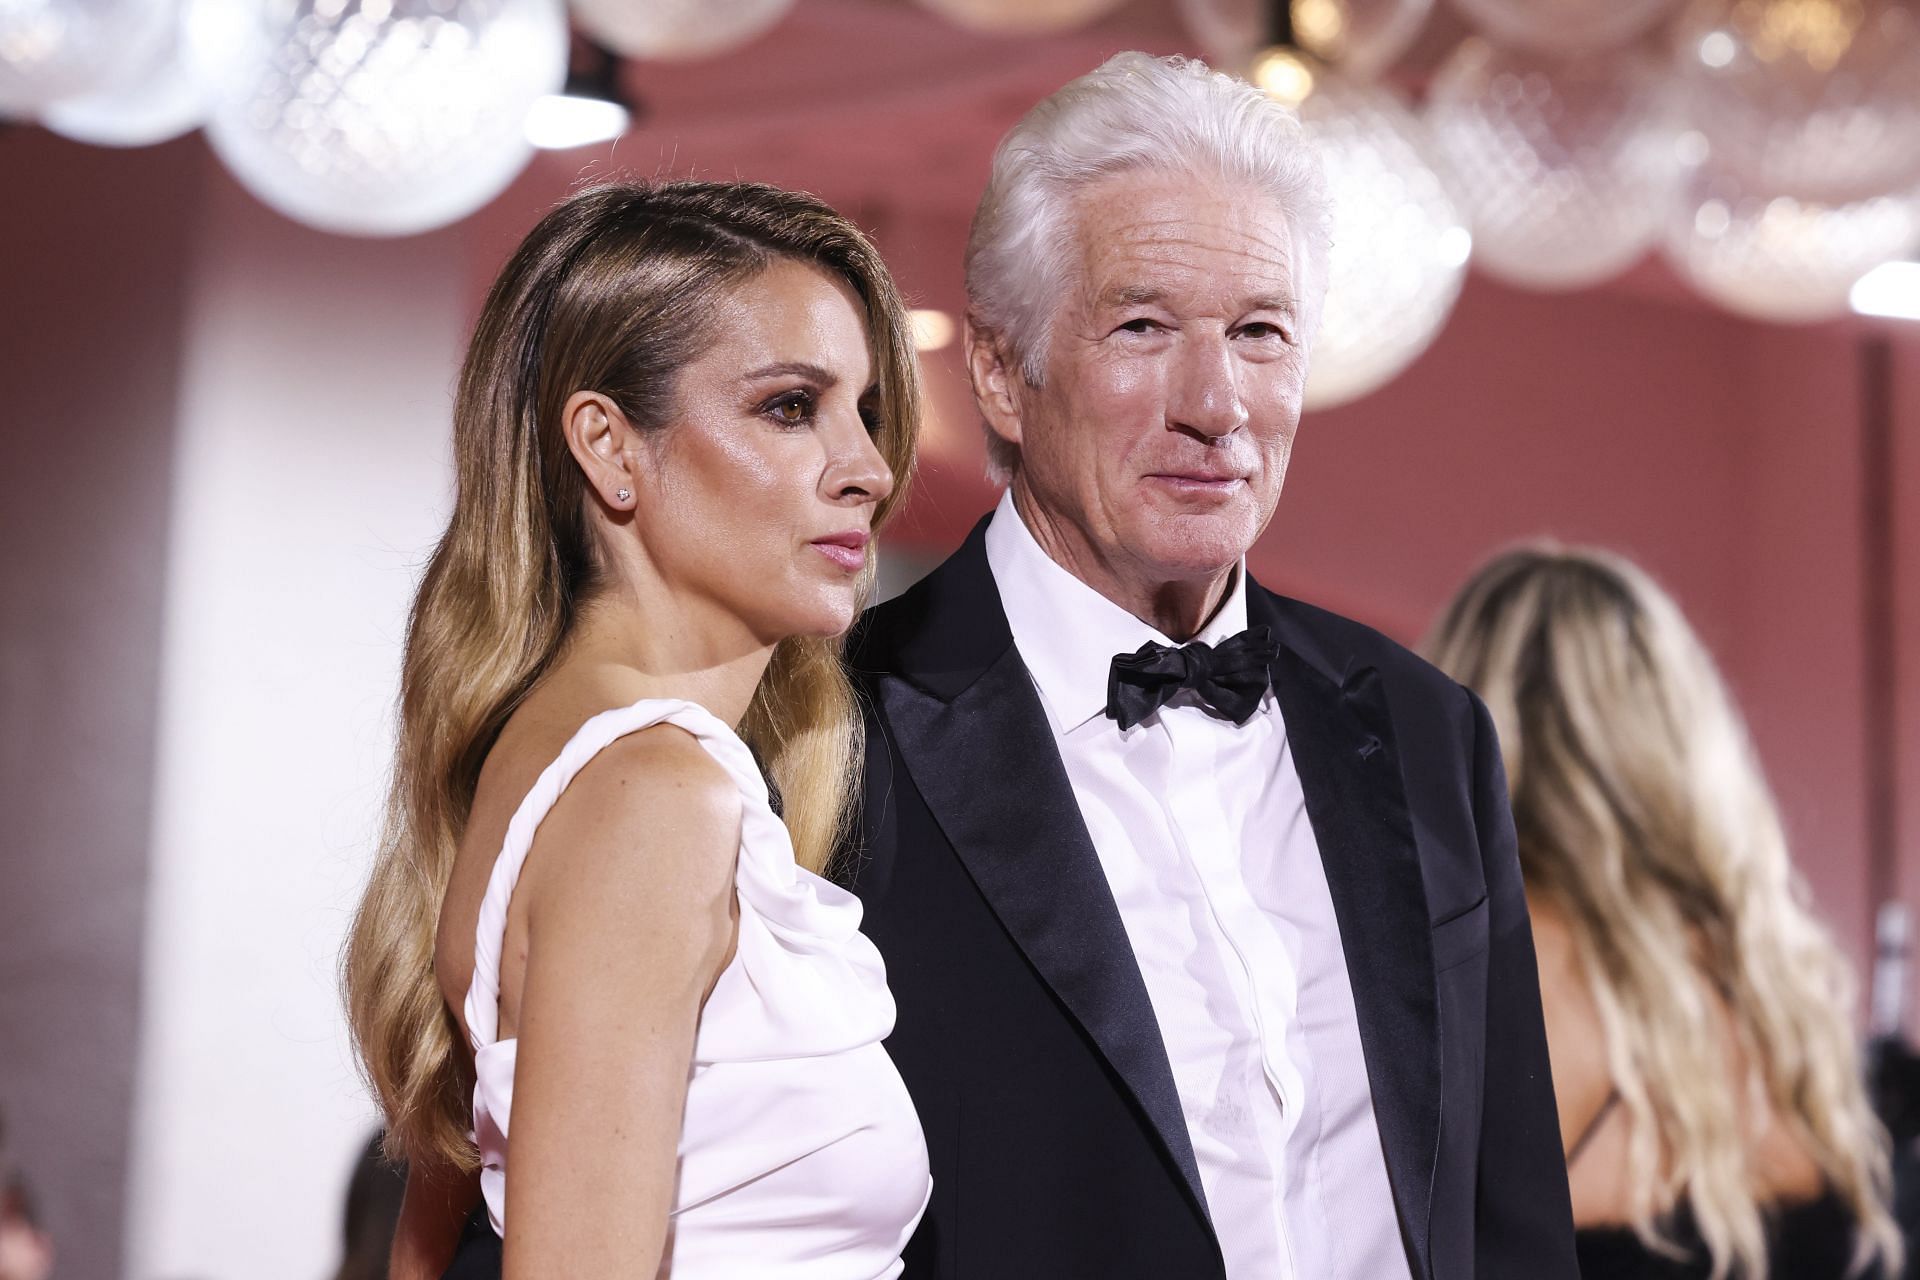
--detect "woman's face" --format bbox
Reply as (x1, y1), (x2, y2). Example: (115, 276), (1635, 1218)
(628, 258), (896, 646)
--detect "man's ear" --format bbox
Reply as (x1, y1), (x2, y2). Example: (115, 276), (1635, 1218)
(561, 390), (641, 510)
(965, 315), (1027, 455)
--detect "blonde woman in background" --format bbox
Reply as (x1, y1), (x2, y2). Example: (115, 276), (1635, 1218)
(1425, 545), (1899, 1279)
(342, 180), (929, 1279)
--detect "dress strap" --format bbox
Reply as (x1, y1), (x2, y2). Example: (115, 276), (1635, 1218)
(461, 697), (739, 1050)
(1567, 1087), (1622, 1169)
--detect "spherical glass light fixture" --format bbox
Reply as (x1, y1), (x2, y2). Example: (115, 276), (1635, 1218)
(1451, 0), (1683, 56)
(1302, 70), (1471, 409)
(1663, 159), (1920, 321)
(913, 0), (1125, 35)
(187, 0), (567, 238)
(570, 0), (793, 60)
(41, 0), (210, 147)
(1177, 0), (1431, 81)
(0, 0), (174, 112)
(1670, 0), (1920, 204)
(1427, 39), (1680, 290)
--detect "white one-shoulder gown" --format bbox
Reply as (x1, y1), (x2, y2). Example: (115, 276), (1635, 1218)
(463, 698), (931, 1277)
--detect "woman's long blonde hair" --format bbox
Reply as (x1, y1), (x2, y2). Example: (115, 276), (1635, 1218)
(1426, 545), (1898, 1279)
(342, 181), (920, 1174)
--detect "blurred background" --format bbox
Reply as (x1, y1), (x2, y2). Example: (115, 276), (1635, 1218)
(2, 0), (1918, 1275)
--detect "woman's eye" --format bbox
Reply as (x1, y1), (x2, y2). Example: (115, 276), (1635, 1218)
(766, 393), (812, 425)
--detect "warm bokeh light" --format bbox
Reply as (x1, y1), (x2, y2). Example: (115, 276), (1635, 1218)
(909, 309), (957, 352)
(1251, 47), (1315, 107)
(1737, 0), (1862, 70)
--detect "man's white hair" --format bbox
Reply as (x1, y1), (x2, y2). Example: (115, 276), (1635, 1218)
(965, 52), (1333, 482)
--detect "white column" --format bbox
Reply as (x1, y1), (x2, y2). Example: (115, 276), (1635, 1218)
(124, 171), (468, 1280)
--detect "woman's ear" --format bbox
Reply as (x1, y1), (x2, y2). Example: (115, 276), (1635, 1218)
(562, 390), (640, 510)
(965, 316), (1026, 457)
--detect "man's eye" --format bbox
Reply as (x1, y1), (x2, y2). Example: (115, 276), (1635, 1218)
(1238, 322), (1285, 340)
(1118, 318), (1160, 334)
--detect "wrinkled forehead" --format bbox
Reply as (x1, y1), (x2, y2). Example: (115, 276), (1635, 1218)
(1062, 169), (1308, 314)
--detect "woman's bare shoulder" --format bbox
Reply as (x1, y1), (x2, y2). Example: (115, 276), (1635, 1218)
(434, 690), (739, 1019)
(515, 722), (741, 924)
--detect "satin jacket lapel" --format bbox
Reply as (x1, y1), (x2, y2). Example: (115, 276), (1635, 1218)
(868, 524), (1211, 1224)
(1253, 589), (1440, 1280)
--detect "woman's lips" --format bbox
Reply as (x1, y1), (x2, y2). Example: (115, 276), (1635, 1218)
(811, 531), (869, 571)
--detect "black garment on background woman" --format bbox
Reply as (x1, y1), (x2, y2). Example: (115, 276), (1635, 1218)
(1567, 1091), (1877, 1279)
(1574, 1191), (1876, 1279)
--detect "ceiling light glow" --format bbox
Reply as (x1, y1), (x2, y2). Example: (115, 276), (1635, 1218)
(1851, 260), (1920, 320)
(524, 92), (629, 150)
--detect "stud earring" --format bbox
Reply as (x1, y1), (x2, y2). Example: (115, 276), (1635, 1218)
(615, 487), (632, 503)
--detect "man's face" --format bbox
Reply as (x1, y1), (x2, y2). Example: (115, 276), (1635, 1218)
(999, 170), (1312, 599)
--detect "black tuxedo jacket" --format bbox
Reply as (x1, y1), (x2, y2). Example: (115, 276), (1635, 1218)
(842, 518), (1578, 1280)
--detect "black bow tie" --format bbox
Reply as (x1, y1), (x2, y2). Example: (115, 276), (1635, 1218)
(1105, 625), (1280, 731)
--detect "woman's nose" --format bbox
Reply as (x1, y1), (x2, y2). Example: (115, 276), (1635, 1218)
(825, 414), (894, 506)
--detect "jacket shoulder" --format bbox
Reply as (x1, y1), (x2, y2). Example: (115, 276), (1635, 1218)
(848, 518), (1009, 686)
(847, 571), (937, 674)
(1259, 587), (1472, 722)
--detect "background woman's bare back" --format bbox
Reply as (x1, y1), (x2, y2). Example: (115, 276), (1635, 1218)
(1530, 895), (1826, 1227)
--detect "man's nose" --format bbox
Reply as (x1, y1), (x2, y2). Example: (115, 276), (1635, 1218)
(1168, 333), (1247, 438)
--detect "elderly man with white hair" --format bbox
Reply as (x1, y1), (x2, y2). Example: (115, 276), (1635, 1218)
(845, 53), (1578, 1279)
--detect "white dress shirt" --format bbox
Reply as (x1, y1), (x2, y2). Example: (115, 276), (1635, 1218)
(984, 491), (1412, 1280)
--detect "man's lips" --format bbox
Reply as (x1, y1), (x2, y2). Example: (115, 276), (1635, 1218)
(1147, 471), (1246, 488)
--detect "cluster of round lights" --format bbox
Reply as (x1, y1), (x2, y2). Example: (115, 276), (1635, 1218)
(1198, 0), (1920, 405)
(7, 0), (1918, 399)
(0, 0), (1147, 239)
(0, 0), (806, 236)
(1438, 0), (1920, 326)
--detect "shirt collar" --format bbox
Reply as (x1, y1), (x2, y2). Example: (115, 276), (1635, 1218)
(982, 488), (1251, 734)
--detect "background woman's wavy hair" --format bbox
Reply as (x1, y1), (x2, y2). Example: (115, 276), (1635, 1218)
(964, 50), (1332, 482)
(342, 179), (920, 1175)
(1425, 546), (1898, 1280)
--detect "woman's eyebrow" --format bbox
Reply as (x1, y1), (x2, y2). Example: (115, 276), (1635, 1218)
(742, 360), (838, 386)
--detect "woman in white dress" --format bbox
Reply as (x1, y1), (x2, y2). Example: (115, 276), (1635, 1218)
(342, 180), (929, 1279)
